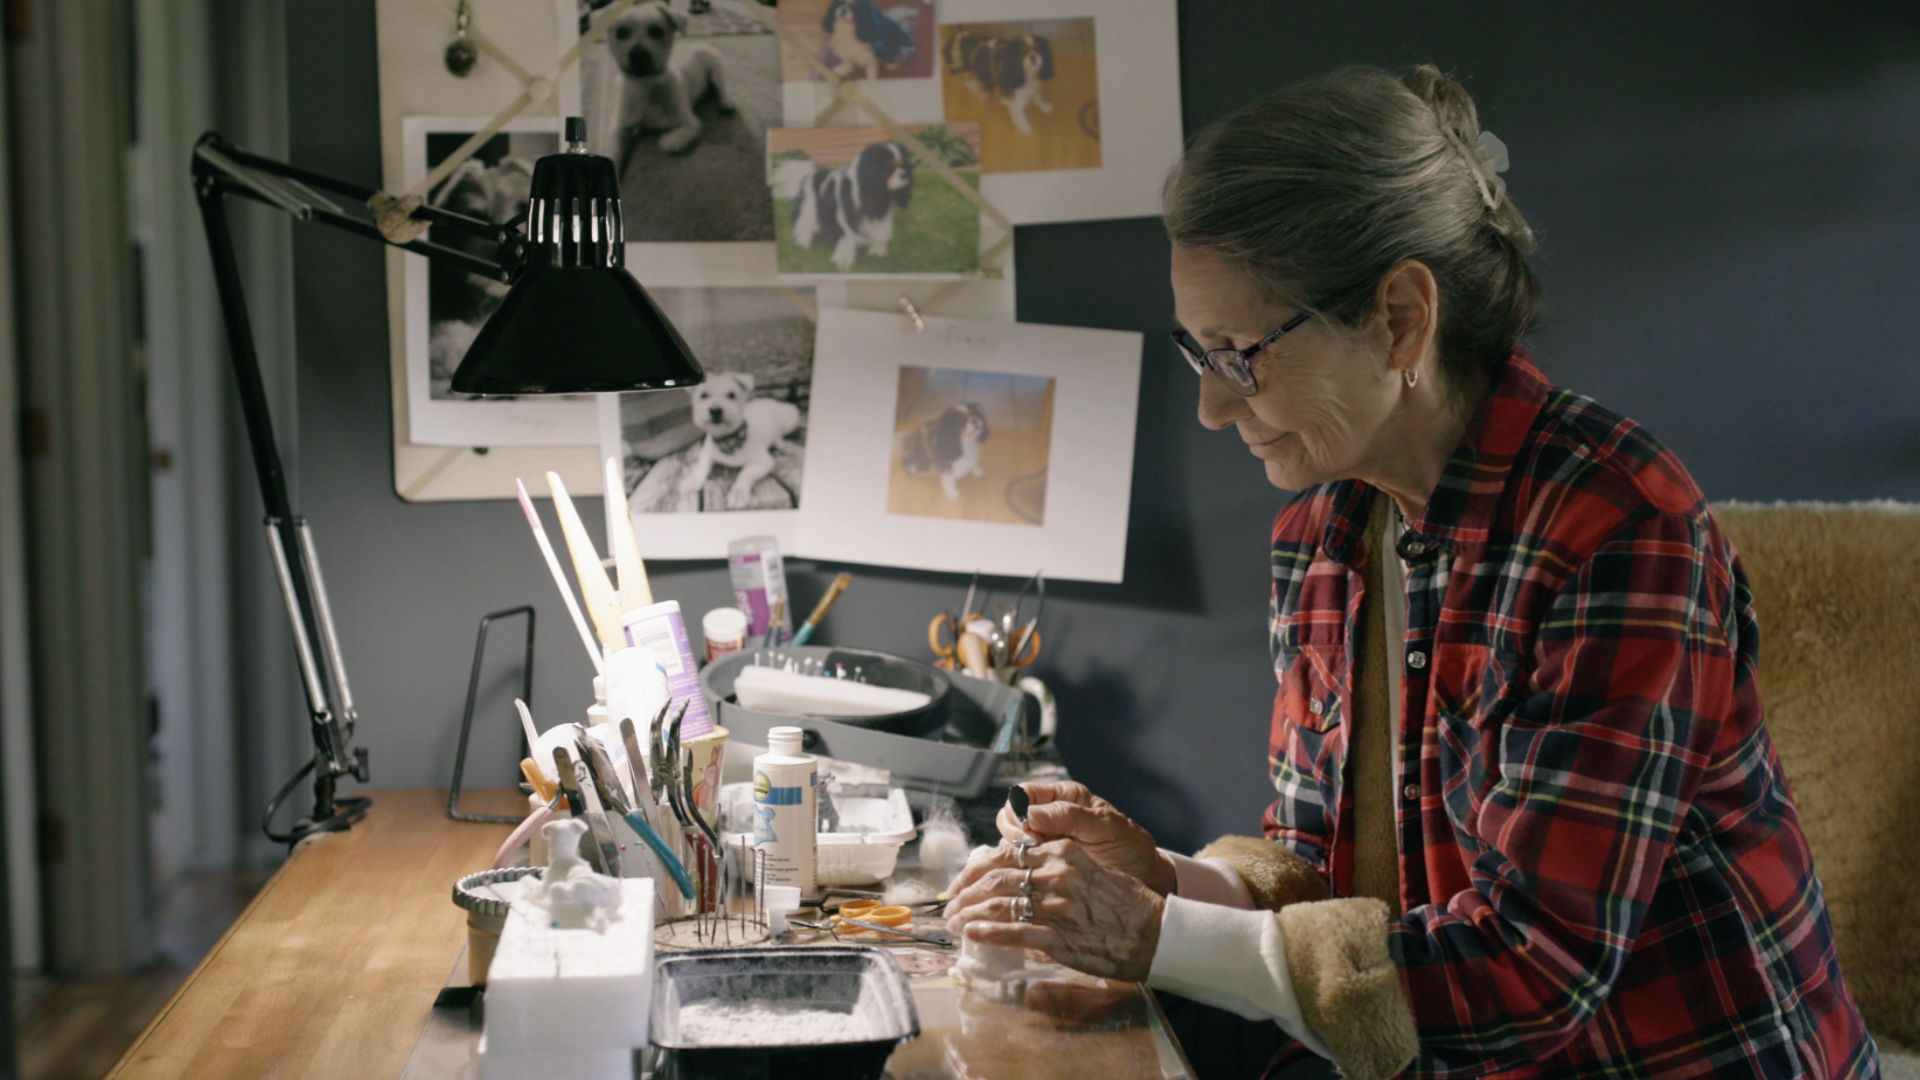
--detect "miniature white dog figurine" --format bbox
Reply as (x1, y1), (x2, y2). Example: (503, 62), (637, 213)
(529, 818), (624, 932)
(679, 371), (803, 510)
(607, 0), (733, 159)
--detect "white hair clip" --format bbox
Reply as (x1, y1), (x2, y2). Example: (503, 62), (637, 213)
(1477, 130), (1510, 175)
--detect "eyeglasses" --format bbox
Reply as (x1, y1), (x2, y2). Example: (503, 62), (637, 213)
(1169, 311), (1313, 396)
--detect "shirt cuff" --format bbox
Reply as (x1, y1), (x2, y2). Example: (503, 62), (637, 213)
(1162, 849), (1254, 908)
(1147, 894), (1333, 1061)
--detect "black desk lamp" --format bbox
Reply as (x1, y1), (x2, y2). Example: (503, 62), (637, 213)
(191, 116), (703, 844)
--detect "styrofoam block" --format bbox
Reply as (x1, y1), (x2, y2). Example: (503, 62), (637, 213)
(476, 1031), (635, 1080)
(484, 878), (655, 1055)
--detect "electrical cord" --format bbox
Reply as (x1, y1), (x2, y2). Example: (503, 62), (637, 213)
(261, 755), (370, 845)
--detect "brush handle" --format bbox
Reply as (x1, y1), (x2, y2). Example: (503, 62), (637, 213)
(545, 471), (623, 651)
(603, 456), (654, 611)
(516, 479), (604, 675)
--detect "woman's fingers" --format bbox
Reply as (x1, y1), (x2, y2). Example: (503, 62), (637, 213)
(1024, 799), (1122, 842)
(961, 918), (1057, 953)
(1015, 780), (1097, 811)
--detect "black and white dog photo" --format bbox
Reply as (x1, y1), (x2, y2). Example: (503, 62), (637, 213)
(678, 371), (805, 509)
(944, 30), (1055, 135)
(605, 0), (734, 158)
(819, 0), (919, 80)
(897, 403), (990, 500)
(771, 141), (914, 271)
(424, 142), (542, 397)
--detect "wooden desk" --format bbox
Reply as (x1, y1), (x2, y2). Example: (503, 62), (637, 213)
(112, 787), (1191, 1079)
(110, 788), (527, 1078)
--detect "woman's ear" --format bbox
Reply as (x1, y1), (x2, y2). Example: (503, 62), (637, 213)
(1375, 260), (1439, 377)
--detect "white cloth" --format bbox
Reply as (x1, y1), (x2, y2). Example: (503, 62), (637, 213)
(1147, 895), (1335, 1060)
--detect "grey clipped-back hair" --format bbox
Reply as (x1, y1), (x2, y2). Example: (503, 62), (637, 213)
(1164, 64), (1538, 397)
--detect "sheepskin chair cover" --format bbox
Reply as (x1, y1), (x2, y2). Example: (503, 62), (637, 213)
(1713, 500), (1920, 1049)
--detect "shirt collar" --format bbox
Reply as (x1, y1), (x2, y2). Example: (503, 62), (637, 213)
(1319, 350), (1552, 563)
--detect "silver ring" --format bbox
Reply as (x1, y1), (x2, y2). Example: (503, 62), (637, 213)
(1012, 839), (1035, 869)
(1019, 867), (1034, 897)
(1016, 894), (1036, 923)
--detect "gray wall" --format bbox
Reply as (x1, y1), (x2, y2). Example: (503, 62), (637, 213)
(285, 4), (1920, 854)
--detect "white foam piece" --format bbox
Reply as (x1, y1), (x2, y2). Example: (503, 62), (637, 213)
(476, 1032), (634, 1080)
(734, 665), (932, 718)
(483, 878), (656, 1057)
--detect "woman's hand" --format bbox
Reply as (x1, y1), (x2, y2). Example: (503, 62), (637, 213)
(996, 782), (1175, 895)
(944, 839), (1165, 983)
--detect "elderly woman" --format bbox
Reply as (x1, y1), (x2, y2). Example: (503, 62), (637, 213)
(945, 65), (1878, 1078)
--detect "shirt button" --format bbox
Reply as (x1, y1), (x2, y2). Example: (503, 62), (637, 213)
(1407, 650), (1427, 670)
(1309, 698), (1324, 716)
(1403, 784), (1420, 801)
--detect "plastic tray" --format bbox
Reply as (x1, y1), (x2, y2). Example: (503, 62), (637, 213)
(650, 946), (919, 1079)
(701, 645), (1025, 798)
(721, 785), (916, 886)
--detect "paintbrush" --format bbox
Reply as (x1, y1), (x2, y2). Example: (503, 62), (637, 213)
(545, 471), (623, 653)
(515, 478), (604, 675)
(788, 572), (852, 647)
(603, 455), (653, 612)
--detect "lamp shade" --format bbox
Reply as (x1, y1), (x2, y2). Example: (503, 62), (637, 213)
(450, 119), (704, 396)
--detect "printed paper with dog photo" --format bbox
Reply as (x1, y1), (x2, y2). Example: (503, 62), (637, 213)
(804, 307), (1141, 583)
(780, 0), (936, 83)
(402, 116), (599, 447)
(888, 366), (1055, 525)
(932, 0), (1179, 226)
(563, 0), (785, 287)
(597, 285), (816, 558)
(767, 123), (983, 278)
(939, 18), (1099, 174)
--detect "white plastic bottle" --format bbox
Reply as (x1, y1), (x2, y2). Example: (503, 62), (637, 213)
(751, 726), (817, 895)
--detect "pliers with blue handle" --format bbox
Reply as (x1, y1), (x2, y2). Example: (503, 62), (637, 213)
(575, 720), (695, 900)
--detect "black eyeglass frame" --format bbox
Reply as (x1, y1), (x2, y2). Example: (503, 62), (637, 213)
(1170, 310), (1313, 395)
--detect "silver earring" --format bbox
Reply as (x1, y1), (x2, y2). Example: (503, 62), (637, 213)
(1404, 368), (1419, 389)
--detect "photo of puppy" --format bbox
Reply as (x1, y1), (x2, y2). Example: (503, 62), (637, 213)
(678, 371), (804, 509)
(422, 130), (552, 398)
(778, 0), (935, 83)
(944, 30), (1054, 135)
(767, 123), (981, 275)
(576, 0), (779, 244)
(820, 0), (918, 79)
(605, 1), (734, 158)
(896, 403), (990, 501)
(938, 18), (1101, 175)
(888, 366), (1055, 526)
(771, 140), (913, 271)
(614, 287), (814, 515)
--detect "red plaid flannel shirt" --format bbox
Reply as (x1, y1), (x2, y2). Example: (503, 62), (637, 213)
(1262, 352), (1877, 1077)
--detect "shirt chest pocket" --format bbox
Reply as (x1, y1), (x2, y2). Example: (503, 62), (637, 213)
(1276, 640), (1349, 734)
(1430, 643), (1525, 828)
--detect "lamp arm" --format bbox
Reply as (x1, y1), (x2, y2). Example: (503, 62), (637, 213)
(191, 130), (529, 843)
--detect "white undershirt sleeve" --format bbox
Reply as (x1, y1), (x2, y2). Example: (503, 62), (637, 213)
(1147, 894), (1334, 1061)
(1161, 849), (1255, 908)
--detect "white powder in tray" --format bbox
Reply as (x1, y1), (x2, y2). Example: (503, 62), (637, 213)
(672, 1000), (886, 1047)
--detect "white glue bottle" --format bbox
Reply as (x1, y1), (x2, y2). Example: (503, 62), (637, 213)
(751, 726), (817, 896)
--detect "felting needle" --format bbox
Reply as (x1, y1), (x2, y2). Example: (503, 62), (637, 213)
(545, 471), (624, 653)
(515, 478), (603, 676)
(603, 456), (653, 611)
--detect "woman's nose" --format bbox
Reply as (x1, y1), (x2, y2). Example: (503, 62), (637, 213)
(1195, 372), (1248, 431)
